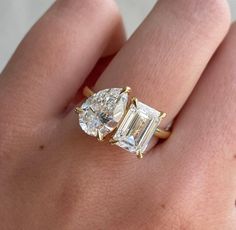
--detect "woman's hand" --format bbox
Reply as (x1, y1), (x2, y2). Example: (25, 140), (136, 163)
(0, 0), (235, 229)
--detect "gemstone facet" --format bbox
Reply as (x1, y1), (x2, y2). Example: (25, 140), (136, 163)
(112, 99), (162, 154)
(79, 88), (128, 139)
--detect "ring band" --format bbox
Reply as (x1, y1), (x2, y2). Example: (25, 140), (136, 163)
(75, 86), (171, 158)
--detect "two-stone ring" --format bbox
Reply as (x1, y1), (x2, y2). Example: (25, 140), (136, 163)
(75, 86), (171, 158)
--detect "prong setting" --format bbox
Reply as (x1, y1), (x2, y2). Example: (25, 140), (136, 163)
(136, 151), (143, 159)
(131, 97), (138, 107)
(121, 86), (131, 94)
(160, 112), (167, 119)
(75, 107), (83, 114)
(109, 139), (118, 145)
(97, 130), (104, 142)
(83, 86), (94, 98)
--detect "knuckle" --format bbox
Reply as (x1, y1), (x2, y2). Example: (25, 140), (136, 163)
(94, 0), (120, 15)
(167, 0), (230, 34)
(56, 0), (121, 21)
(89, 0), (121, 23)
(194, 0), (230, 26)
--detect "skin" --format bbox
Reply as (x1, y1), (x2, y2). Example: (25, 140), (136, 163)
(0, 0), (235, 229)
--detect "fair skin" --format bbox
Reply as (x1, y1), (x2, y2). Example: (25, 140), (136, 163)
(0, 0), (236, 229)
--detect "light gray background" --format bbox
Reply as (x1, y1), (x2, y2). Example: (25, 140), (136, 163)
(0, 0), (236, 71)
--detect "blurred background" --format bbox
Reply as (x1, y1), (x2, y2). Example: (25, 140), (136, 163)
(0, 0), (236, 71)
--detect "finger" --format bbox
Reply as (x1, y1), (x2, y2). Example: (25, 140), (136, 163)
(63, 0), (230, 154)
(0, 0), (125, 122)
(159, 23), (236, 225)
(94, 0), (230, 127)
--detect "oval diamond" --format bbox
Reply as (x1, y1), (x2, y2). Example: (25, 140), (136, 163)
(78, 88), (129, 139)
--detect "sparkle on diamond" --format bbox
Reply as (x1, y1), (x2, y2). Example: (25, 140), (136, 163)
(79, 88), (128, 139)
(113, 100), (162, 154)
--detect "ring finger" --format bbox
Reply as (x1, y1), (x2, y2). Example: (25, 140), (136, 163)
(63, 0), (230, 157)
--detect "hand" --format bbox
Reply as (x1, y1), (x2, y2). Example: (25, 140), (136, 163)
(0, 0), (235, 229)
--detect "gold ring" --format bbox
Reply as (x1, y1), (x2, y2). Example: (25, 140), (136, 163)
(75, 86), (171, 158)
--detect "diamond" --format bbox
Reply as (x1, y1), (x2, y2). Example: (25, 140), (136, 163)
(79, 88), (129, 139)
(112, 99), (162, 154)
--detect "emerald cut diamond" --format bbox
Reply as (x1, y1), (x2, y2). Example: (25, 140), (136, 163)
(79, 88), (129, 139)
(112, 99), (163, 154)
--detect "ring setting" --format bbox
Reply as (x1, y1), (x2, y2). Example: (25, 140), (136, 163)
(75, 86), (171, 158)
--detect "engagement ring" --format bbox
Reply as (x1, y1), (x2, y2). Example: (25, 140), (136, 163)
(75, 86), (171, 158)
